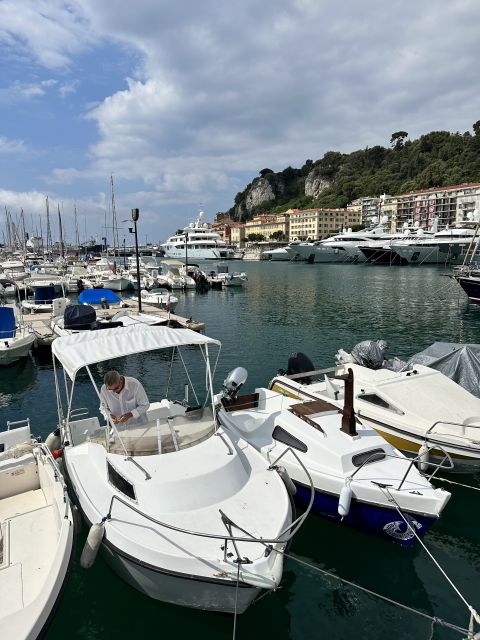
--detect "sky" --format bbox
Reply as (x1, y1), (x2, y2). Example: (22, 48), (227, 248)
(1, 0), (480, 246)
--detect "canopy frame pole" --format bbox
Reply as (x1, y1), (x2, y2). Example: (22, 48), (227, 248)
(205, 344), (218, 431)
(52, 355), (65, 438)
(177, 346), (199, 406)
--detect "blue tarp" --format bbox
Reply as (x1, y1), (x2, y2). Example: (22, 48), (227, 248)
(34, 286), (55, 304)
(0, 307), (16, 339)
(78, 289), (121, 305)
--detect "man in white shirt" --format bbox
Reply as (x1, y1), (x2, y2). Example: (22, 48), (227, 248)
(100, 370), (150, 427)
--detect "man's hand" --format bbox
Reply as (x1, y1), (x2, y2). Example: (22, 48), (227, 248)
(110, 415), (120, 424)
(117, 412), (133, 424)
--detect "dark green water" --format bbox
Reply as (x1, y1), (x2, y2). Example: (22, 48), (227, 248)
(2, 262), (480, 639)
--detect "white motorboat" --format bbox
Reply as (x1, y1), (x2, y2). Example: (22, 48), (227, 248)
(1, 260), (28, 282)
(140, 289), (178, 310)
(161, 211), (234, 260)
(0, 278), (21, 299)
(0, 306), (36, 365)
(158, 260), (194, 289)
(51, 325), (299, 613)
(217, 367), (451, 546)
(270, 352), (480, 471)
(0, 419), (74, 638)
(21, 285), (69, 315)
(208, 264), (248, 287)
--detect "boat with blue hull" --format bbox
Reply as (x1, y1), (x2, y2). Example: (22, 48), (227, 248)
(217, 367), (450, 546)
(293, 483), (435, 547)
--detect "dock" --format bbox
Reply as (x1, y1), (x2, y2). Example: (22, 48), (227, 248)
(96, 301), (205, 332)
(28, 301), (205, 349)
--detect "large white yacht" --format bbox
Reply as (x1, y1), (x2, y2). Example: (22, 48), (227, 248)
(162, 212), (234, 260)
(390, 218), (479, 265)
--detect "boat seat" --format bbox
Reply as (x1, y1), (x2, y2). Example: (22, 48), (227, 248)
(288, 399), (340, 432)
(69, 416), (102, 446)
(221, 393), (260, 412)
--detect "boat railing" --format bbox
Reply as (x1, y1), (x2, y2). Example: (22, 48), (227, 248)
(283, 367), (337, 380)
(36, 442), (71, 519)
(348, 446), (454, 491)
(6, 417), (30, 431)
(425, 420), (480, 444)
(100, 446), (315, 559)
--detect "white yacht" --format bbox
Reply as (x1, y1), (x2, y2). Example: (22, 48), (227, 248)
(285, 226), (389, 263)
(162, 212), (234, 260)
(391, 220), (479, 265)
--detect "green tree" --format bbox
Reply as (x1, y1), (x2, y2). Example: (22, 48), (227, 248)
(270, 230), (285, 240)
(473, 120), (480, 136)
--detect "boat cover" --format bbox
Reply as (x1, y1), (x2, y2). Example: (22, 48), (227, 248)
(349, 340), (388, 369)
(78, 289), (121, 305)
(34, 286), (55, 304)
(0, 307), (16, 339)
(0, 278), (16, 287)
(64, 304), (96, 329)
(52, 324), (221, 380)
(406, 342), (480, 398)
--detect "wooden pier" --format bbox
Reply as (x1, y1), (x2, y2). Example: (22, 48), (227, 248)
(28, 301), (205, 349)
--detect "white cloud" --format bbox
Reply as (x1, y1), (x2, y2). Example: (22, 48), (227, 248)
(0, 79), (59, 103)
(0, 1), (95, 69)
(3, 0), (480, 238)
(0, 136), (26, 154)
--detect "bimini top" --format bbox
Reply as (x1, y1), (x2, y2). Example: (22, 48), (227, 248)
(78, 289), (121, 305)
(52, 324), (221, 380)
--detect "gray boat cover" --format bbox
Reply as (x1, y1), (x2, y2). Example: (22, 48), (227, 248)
(405, 342), (480, 398)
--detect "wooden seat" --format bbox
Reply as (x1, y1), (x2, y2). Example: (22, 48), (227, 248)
(288, 399), (339, 432)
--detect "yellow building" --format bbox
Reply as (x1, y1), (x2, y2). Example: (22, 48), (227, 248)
(244, 214), (290, 240)
(288, 208), (361, 241)
(230, 223), (246, 246)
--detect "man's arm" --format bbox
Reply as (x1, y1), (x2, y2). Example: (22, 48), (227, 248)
(99, 386), (117, 423)
(130, 380), (150, 420)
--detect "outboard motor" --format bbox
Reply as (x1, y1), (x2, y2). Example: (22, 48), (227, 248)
(285, 352), (315, 383)
(222, 367), (248, 401)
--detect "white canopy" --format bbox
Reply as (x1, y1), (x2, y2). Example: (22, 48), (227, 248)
(52, 324), (221, 380)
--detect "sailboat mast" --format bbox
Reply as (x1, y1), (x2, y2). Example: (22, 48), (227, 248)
(46, 196), (52, 259)
(57, 203), (64, 258)
(110, 175), (119, 272)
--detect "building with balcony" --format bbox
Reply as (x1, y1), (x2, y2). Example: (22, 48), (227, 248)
(288, 208), (361, 241)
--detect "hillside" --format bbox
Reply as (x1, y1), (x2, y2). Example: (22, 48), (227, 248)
(228, 124), (480, 221)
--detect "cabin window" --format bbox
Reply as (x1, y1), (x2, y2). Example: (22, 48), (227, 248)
(107, 462), (136, 500)
(357, 393), (403, 414)
(272, 425), (308, 453)
(352, 448), (385, 467)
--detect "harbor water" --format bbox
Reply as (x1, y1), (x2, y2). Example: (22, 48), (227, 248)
(2, 261), (479, 639)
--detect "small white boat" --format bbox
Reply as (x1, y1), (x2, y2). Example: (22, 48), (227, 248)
(271, 350), (480, 471)
(214, 264), (247, 287)
(51, 325), (299, 613)
(0, 419), (74, 638)
(0, 306), (36, 365)
(140, 289), (178, 310)
(21, 285), (69, 315)
(218, 367), (451, 546)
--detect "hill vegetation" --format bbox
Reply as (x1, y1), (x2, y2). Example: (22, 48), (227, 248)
(228, 123), (480, 221)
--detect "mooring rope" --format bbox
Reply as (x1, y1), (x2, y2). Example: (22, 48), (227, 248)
(380, 486), (480, 635)
(433, 476), (480, 492)
(281, 550), (470, 637)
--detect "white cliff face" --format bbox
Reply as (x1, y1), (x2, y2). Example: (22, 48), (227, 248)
(304, 170), (331, 198)
(245, 177), (276, 211)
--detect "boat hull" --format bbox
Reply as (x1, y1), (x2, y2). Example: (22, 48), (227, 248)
(101, 541), (260, 613)
(456, 276), (480, 303)
(294, 484), (435, 547)
(0, 333), (35, 364)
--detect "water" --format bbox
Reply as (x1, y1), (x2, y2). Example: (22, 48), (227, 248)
(2, 262), (480, 639)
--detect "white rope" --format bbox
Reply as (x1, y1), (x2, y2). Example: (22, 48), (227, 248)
(381, 486), (480, 629)
(433, 476), (480, 492)
(282, 550), (469, 636)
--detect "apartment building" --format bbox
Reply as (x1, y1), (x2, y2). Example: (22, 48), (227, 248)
(384, 183), (480, 230)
